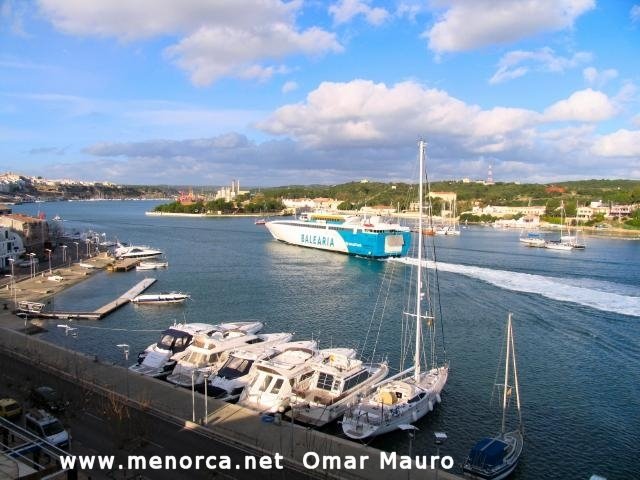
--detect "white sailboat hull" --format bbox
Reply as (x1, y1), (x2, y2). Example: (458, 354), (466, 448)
(342, 365), (448, 439)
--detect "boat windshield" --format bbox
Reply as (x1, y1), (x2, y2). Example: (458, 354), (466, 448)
(218, 357), (254, 379)
(157, 329), (191, 350)
(184, 351), (210, 367)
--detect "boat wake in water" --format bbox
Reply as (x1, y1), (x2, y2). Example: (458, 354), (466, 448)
(392, 257), (640, 318)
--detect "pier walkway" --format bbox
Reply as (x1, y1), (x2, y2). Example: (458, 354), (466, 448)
(21, 278), (156, 321)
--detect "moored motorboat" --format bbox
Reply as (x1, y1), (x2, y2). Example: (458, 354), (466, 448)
(237, 343), (331, 413)
(136, 260), (169, 270)
(207, 340), (317, 402)
(129, 322), (219, 378)
(113, 242), (163, 259)
(166, 325), (293, 388)
(286, 349), (388, 427)
(132, 292), (190, 304)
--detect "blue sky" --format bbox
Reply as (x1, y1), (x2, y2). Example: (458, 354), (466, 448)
(1, 0), (639, 186)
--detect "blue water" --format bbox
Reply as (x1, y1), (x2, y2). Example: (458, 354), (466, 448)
(14, 201), (640, 479)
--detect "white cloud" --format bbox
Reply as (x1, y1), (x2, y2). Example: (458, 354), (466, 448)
(38, 0), (342, 86)
(632, 115), (640, 128)
(592, 129), (640, 157)
(583, 67), (618, 87)
(165, 24), (341, 86)
(631, 5), (640, 23)
(282, 81), (299, 93)
(329, 0), (389, 26)
(424, 0), (595, 54)
(544, 88), (617, 122)
(257, 79), (540, 153)
(490, 48), (591, 84)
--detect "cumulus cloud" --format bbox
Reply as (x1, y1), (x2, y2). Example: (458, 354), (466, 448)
(282, 81), (299, 93)
(592, 129), (640, 157)
(544, 89), (617, 122)
(490, 48), (591, 84)
(329, 0), (389, 26)
(165, 24), (341, 86)
(38, 0), (342, 86)
(631, 5), (640, 23)
(257, 79), (540, 153)
(424, 0), (595, 54)
(583, 67), (618, 87)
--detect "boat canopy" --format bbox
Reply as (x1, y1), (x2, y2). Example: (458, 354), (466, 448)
(467, 437), (508, 469)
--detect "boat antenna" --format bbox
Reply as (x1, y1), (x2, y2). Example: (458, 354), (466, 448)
(501, 313), (512, 436)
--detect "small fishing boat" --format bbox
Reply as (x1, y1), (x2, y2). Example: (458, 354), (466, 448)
(254, 218), (266, 225)
(132, 292), (190, 304)
(136, 260), (169, 270)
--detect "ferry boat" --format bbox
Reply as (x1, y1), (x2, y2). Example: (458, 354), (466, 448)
(265, 213), (411, 258)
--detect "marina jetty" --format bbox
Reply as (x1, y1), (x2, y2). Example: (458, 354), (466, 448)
(0, 261), (462, 480)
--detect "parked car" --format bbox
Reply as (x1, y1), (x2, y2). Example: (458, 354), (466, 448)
(29, 386), (67, 413)
(24, 409), (70, 449)
(0, 398), (22, 420)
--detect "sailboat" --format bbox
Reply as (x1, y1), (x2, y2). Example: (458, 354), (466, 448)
(545, 201), (573, 251)
(341, 140), (449, 440)
(463, 313), (523, 480)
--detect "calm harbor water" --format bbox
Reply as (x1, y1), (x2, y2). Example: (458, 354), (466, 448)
(14, 200), (640, 479)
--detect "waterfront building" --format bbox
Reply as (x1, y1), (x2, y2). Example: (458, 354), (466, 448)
(0, 214), (48, 256)
(0, 226), (25, 270)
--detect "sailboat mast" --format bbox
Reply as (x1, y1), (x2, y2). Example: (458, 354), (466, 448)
(510, 315), (523, 431)
(501, 313), (512, 435)
(415, 140), (425, 381)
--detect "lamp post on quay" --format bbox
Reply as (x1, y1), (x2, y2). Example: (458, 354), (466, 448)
(434, 431), (447, 480)
(61, 245), (68, 264)
(116, 344), (130, 399)
(45, 248), (52, 274)
(28, 253), (36, 278)
(8, 258), (16, 309)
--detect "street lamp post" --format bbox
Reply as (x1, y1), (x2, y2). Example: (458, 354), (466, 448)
(8, 258), (16, 309)
(57, 324), (78, 378)
(434, 431), (447, 480)
(45, 248), (52, 274)
(28, 253), (36, 278)
(116, 344), (130, 399)
(61, 245), (68, 264)
(85, 239), (91, 258)
(398, 424), (419, 480)
(203, 372), (210, 425)
(73, 242), (79, 262)
(191, 370), (196, 423)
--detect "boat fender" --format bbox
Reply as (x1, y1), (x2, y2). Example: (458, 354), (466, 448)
(436, 393), (441, 403)
(261, 414), (275, 423)
(428, 400), (434, 411)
